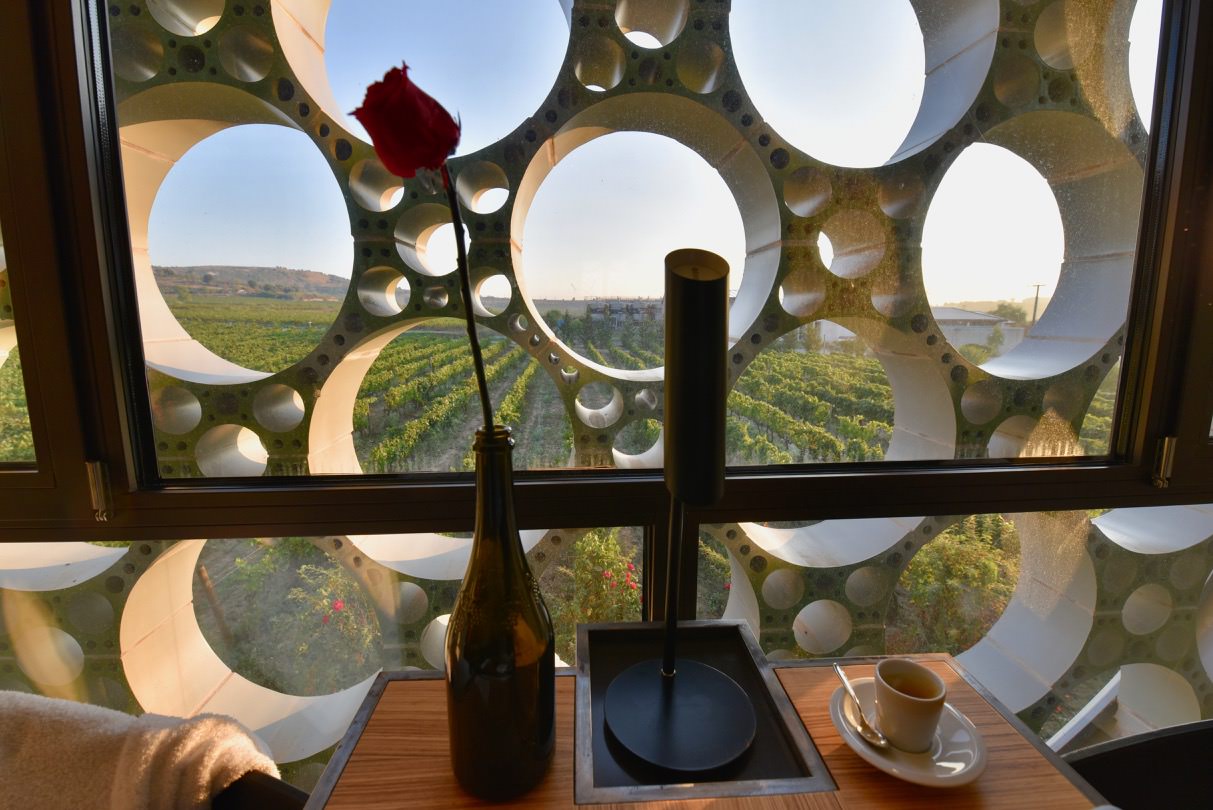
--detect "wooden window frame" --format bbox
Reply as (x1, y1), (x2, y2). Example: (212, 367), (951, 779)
(0, 0), (1209, 582)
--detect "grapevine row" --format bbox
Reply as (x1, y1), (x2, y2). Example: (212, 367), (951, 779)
(367, 347), (525, 469)
(727, 390), (845, 461)
(460, 358), (540, 470)
(382, 340), (508, 410)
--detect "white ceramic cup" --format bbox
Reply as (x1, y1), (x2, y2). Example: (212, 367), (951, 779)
(873, 658), (946, 753)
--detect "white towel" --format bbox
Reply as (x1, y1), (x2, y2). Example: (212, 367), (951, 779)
(0, 690), (279, 810)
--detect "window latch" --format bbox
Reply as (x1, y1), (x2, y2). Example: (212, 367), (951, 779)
(86, 461), (112, 522)
(1152, 436), (1177, 489)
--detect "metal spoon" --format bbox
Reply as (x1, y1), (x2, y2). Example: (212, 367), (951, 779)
(832, 663), (889, 749)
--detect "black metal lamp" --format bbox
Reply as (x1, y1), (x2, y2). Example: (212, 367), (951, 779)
(601, 249), (757, 774)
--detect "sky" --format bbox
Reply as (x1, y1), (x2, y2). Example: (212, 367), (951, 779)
(146, 0), (1163, 306)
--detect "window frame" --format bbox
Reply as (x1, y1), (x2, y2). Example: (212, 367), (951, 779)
(0, 0), (110, 524)
(0, 0), (1209, 555)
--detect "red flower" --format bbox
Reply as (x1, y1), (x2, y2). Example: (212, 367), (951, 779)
(332, 599), (345, 612)
(602, 570), (611, 578)
(629, 582), (637, 590)
(353, 63), (461, 178)
(724, 583), (731, 590)
(321, 614), (330, 625)
(626, 562), (635, 571)
(610, 581), (618, 589)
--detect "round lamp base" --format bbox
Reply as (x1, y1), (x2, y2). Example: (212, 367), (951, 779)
(603, 658), (757, 774)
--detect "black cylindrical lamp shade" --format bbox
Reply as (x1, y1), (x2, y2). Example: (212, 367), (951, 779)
(664, 249), (729, 507)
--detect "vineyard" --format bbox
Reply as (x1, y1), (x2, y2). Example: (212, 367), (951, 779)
(40, 294), (1070, 731)
(0, 294), (1119, 469)
(0, 348), (33, 462)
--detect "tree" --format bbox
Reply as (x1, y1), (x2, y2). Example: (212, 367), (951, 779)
(960, 343), (992, 364)
(886, 515), (1020, 655)
(991, 302), (1027, 325)
(546, 528), (641, 662)
(835, 335), (866, 356)
(802, 322), (824, 354)
(985, 324), (1005, 357)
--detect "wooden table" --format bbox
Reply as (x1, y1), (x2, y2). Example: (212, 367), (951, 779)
(306, 654), (1106, 808)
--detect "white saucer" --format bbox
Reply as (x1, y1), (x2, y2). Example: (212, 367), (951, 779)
(828, 677), (987, 788)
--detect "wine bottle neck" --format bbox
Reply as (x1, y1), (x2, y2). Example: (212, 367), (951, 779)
(473, 426), (518, 543)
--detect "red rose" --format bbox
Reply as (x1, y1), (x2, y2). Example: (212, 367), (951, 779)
(353, 63), (461, 178)
(332, 599), (345, 612)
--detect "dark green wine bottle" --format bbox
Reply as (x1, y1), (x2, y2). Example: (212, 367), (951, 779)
(445, 426), (556, 800)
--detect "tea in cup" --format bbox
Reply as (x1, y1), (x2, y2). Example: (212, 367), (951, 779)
(873, 658), (946, 753)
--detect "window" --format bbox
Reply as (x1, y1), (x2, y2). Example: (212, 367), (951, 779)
(103, 0), (1169, 482)
(1, 0), (1212, 794)
(0, 197), (34, 463)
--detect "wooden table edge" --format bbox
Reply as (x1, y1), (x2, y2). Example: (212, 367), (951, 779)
(304, 655), (1107, 809)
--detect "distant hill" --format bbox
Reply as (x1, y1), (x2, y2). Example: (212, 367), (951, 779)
(944, 297), (1052, 315)
(153, 265), (348, 300)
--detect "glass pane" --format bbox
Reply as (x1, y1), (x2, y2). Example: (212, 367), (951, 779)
(101, 1), (1166, 477)
(696, 503), (1213, 751)
(0, 213), (34, 462)
(0, 526), (640, 790)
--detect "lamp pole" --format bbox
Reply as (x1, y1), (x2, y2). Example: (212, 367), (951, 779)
(1030, 283), (1045, 328)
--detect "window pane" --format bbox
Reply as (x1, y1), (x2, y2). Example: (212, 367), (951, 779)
(697, 503), (1213, 750)
(102, 1), (1166, 478)
(0, 214), (33, 463)
(0, 526), (640, 790)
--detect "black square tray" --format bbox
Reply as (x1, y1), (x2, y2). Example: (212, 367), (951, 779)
(574, 620), (835, 804)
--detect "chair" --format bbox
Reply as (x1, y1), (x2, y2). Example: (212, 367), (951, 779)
(1062, 718), (1213, 810)
(212, 770), (309, 810)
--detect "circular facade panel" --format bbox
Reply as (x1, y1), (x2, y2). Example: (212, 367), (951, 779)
(398, 581), (430, 624)
(420, 614), (450, 670)
(521, 132), (744, 371)
(253, 384), (306, 433)
(731, 0), (925, 167)
(761, 568), (805, 611)
(219, 26), (275, 83)
(357, 266), (409, 317)
(1129, 0), (1164, 132)
(793, 599), (852, 654)
(677, 38), (727, 94)
(111, 24), (164, 82)
(324, 0), (568, 155)
(15, 625), (85, 687)
(196, 425), (269, 477)
(192, 539), (382, 696)
(151, 386), (202, 434)
(844, 566), (888, 607)
(1122, 582), (1173, 636)
(922, 143), (1063, 370)
(616, 0), (689, 48)
(147, 124), (351, 375)
(474, 274), (512, 317)
(147, 0), (223, 37)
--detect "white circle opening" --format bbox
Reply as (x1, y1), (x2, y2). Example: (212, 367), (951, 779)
(730, 0), (925, 168)
(324, 0), (568, 155)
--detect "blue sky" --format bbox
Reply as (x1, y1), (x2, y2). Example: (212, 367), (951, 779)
(146, 0), (1162, 305)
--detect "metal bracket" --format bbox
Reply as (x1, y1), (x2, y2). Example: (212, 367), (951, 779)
(1152, 436), (1177, 488)
(86, 460), (112, 522)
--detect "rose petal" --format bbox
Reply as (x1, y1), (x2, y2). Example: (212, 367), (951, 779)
(354, 63), (461, 178)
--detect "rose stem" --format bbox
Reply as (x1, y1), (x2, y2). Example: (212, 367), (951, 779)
(441, 164), (495, 430)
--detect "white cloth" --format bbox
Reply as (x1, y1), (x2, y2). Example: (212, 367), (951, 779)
(0, 691), (279, 810)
